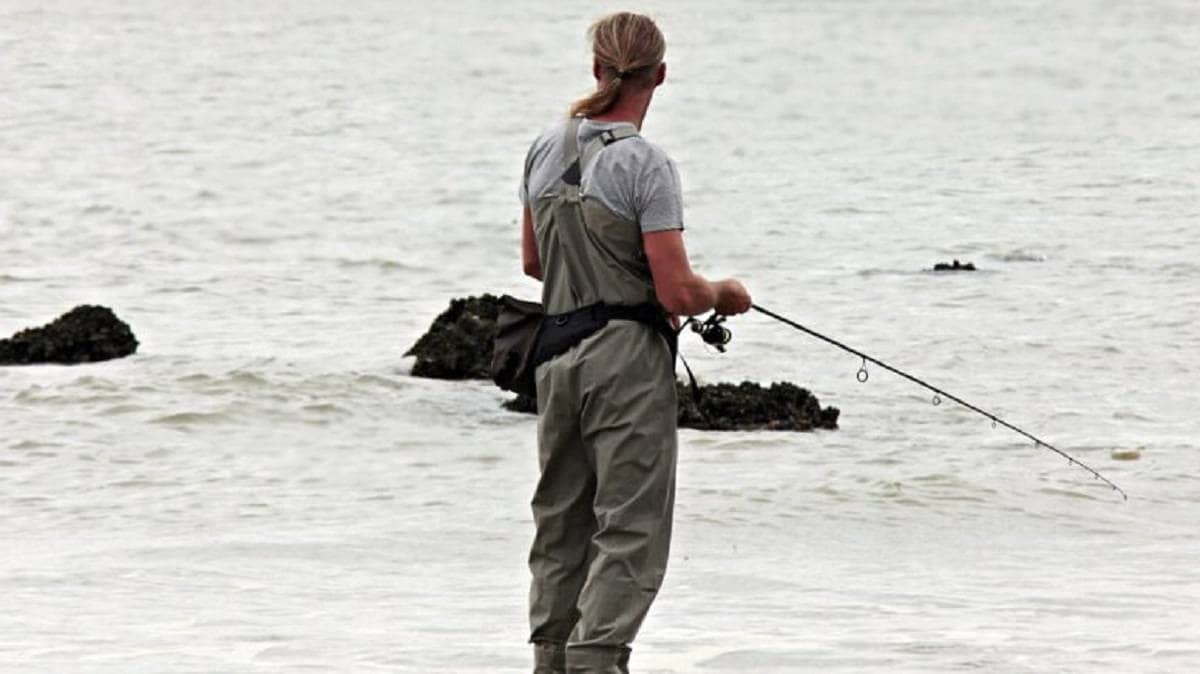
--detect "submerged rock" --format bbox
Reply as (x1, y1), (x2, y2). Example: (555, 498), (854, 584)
(0, 305), (138, 365)
(504, 381), (839, 432)
(410, 295), (840, 432)
(932, 259), (976, 272)
(404, 294), (502, 379)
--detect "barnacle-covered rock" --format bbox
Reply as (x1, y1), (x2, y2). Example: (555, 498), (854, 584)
(0, 305), (138, 365)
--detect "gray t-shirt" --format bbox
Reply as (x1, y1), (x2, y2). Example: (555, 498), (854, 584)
(519, 118), (683, 233)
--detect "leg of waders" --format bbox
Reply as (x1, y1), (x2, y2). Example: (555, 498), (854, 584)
(533, 640), (567, 674)
(568, 325), (678, 671)
(529, 360), (596, 667)
(565, 645), (631, 674)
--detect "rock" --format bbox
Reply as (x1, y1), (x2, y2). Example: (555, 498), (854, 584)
(404, 294), (502, 379)
(677, 380), (838, 431)
(409, 296), (840, 432)
(0, 305), (138, 365)
(502, 393), (538, 414)
(502, 381), (839, 432)
(932, 259), (976, 272)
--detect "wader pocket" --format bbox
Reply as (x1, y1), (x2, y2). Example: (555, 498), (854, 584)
(490, 295), (544, 397)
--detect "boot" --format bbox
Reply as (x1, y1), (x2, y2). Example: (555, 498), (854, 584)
(566, 645), (631, 674)
(533, 640), (566, 674)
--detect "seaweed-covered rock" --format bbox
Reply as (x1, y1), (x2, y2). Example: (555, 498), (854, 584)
(0, 305), (138, 365)
(677, 380), (838, 431)
(503, 381), (838, 432)
(405, 294), (502, 379)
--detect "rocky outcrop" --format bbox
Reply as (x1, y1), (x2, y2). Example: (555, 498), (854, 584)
(677, 381), (839, 431)
(410, 295), (840, 432)
(932, 259), (976, 271)
(505, 381), (839, 431)
(404, 294), (501, 379)
(0, 305), (138, 365)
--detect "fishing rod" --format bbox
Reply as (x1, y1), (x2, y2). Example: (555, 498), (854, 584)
(691, 304), (1127, 500)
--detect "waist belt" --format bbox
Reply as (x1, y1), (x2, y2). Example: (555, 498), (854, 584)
(534, 301), (676, 368)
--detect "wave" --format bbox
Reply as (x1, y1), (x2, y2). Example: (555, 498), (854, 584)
(150, 411), (231, 426)
(330, 257), (422, 272)
(988, 249), (1047, 263)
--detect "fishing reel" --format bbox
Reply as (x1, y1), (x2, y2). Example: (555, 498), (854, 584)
(691, 312), (733, 352)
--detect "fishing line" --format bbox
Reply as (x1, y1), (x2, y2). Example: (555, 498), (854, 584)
(744, 303), (1127, 500)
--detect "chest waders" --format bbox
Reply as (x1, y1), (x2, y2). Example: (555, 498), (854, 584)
(528, 118), (678, 674)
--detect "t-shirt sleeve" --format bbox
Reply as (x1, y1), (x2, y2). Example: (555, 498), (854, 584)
(634, 157), (684, 233)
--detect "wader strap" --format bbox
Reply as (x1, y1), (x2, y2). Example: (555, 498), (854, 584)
(555, 118), (601, 296)
(598, 127), (638, 144)
(561, 122), (638, 187)
(562, 117), (582, 166)
(577, 126), (638, 183)
(560, 117), (583, 186)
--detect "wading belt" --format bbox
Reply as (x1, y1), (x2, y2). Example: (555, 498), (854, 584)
(533, 301), (677, 369)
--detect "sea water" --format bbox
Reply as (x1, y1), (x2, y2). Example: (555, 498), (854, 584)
(2, 1), (1198, 672)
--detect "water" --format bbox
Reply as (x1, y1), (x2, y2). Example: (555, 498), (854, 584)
(2, 2), (1198, 672)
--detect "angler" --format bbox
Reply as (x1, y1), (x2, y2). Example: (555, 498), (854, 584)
(509, 12), (751, 674)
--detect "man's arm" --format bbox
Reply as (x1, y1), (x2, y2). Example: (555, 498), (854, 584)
(521, 206), (542, 281)
(643, 229), (750, 316)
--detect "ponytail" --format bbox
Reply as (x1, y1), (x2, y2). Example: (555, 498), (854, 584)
(568, 13), (665, 118)
(569, 74), (624, 118)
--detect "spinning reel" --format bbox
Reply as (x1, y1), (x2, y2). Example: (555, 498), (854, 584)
(690, 312), (733, 352)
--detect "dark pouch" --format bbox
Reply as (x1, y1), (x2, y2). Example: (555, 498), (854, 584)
(490, 295), (544, 397)
(534, 305), (610, 365)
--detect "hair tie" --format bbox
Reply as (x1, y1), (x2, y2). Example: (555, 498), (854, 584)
(615, 70), (630, 80)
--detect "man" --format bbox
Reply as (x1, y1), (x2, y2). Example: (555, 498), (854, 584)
(519, 12), (752, 674)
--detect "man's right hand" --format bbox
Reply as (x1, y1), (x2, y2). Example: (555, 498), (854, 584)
(714, 279), (752, 315)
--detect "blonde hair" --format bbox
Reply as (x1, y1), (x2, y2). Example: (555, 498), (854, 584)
(569, 12), (666, 118)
